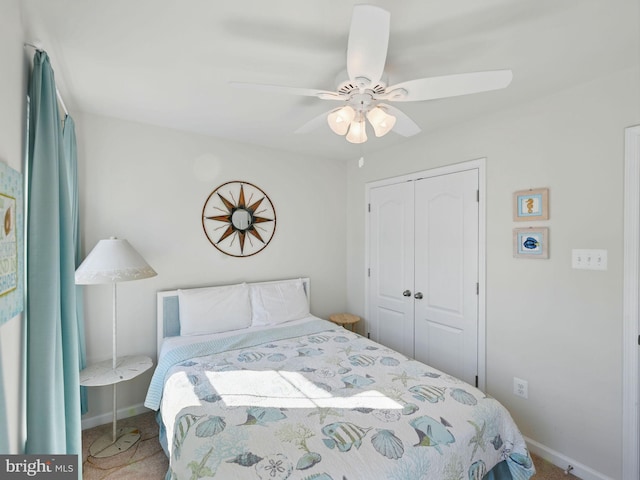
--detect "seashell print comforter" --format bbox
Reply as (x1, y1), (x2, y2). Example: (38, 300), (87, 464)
(145, 318), (535, 480)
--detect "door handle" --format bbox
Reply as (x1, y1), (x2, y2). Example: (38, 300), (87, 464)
(414, 292), (423, 300)
(402, 290), (412, 297)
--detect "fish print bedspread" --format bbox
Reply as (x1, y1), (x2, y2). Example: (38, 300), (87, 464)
(148, 319), (535, 480)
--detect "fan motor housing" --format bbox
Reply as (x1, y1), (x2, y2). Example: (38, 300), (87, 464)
(336, 79), (386, 97)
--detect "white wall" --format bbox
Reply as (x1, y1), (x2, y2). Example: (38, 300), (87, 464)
(345, 67), (640, 479)
(75, 113), (348, 419)
(0, 0), (28, 454)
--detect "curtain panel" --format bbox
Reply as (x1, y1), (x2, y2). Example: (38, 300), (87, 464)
(0, 354), (8, 452)
(25, 50), (82, 463)
(63, 116), (88, 415)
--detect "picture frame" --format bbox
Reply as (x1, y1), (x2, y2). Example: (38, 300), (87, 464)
(513, 188), (549, 221)
(513, 227), (549, 259)
(0, 161), (23, 325)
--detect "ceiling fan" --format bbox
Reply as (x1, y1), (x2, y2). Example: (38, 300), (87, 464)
(231, 5), (513, 144)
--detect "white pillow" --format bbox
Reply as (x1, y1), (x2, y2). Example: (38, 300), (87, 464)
(250, 279), (310, 326)
(178, 283), (252, 336)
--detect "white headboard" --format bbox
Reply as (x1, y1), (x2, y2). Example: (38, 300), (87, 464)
(156, 277), (310, 356)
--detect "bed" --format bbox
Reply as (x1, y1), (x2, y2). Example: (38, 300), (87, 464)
(144, 278), (535, 480)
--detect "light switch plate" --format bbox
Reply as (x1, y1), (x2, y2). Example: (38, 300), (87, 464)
(572, 249), (607, 270)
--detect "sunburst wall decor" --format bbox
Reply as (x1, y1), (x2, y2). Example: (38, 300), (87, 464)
(202, 181), (276, 257)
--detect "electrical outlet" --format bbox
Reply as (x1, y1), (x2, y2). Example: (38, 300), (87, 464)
(513, 377), (528, 399)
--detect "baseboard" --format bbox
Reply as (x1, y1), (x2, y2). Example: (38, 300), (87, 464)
(525, 436), (615, 480)
(81, 403), (151, 431)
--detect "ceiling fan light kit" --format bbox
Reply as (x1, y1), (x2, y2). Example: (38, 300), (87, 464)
(328, 104), (396, 143)
(231, 4), (513, 145)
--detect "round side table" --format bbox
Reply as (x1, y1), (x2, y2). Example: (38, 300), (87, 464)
(329, 313), (361, 332)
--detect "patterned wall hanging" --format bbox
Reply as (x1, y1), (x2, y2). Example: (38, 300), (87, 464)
(0, 162), (23, 324)
(202, 181), (276, 257)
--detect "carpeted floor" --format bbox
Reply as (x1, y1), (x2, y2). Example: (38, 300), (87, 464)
(82, 411), (579, 479)
(82, 411), (168, 479)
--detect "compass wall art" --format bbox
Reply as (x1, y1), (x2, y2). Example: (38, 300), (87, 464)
(202, 181), (276, 257)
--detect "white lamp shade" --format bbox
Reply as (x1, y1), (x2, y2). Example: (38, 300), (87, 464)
(366, 107), (397, 137)
(346, 118), (368, 144)
(327, 106), (355, 135)
(75, 237), (157, 285)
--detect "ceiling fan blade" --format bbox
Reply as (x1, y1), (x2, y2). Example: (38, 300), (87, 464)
(229, 81), (344, 100)
(379, 104), (421, 137)
(346, 5), (390, 86)
(382, 70), (513, 102)
(294, 109), (334, 134)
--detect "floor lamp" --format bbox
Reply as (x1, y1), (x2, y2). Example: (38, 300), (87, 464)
(76, 237), (157, 457)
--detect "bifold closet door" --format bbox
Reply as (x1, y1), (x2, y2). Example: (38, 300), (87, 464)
(413, 170), (479, 385)
(368, 181), (415, 358)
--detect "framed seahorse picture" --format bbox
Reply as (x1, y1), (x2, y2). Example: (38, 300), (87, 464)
(513, 188), (549, 221)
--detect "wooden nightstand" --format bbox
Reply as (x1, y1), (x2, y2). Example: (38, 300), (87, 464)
(329, 313), (361, 332)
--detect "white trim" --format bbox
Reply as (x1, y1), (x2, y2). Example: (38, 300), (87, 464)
(81, 402), (150, 431)
(366, 158), (485, 189)
(477, 160), (487, 392)
(623, 124), (640, 480)
(364, 158), (487, 390)
(525, 436), (615, 480)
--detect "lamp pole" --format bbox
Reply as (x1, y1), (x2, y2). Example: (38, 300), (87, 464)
(112, 282), (118, 443)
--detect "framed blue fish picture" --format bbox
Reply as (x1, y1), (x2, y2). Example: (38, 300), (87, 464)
(513, 227), (549, 258)
(513, 188), (549, 221)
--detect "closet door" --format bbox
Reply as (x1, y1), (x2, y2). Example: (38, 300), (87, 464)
(368, 182), (415, 358)
(413, 170), (479, 385)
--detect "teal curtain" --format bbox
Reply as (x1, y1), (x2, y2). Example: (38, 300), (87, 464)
(62, 115), (87, 415)
(25, 50), (82, 459)
(0, 354), (8, 452)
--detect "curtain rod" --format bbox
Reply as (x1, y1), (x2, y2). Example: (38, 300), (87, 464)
(23, 42), (69, 116)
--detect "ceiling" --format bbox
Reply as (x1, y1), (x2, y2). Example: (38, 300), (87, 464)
(19, 0), (637, 161)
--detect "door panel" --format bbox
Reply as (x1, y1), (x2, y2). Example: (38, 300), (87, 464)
(425, 191), (465, 314)
(424, 321), (464, 378)
(413, 170), (479, 384)
(376, 307), (411, 356)
(368, 182), (415, 358)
